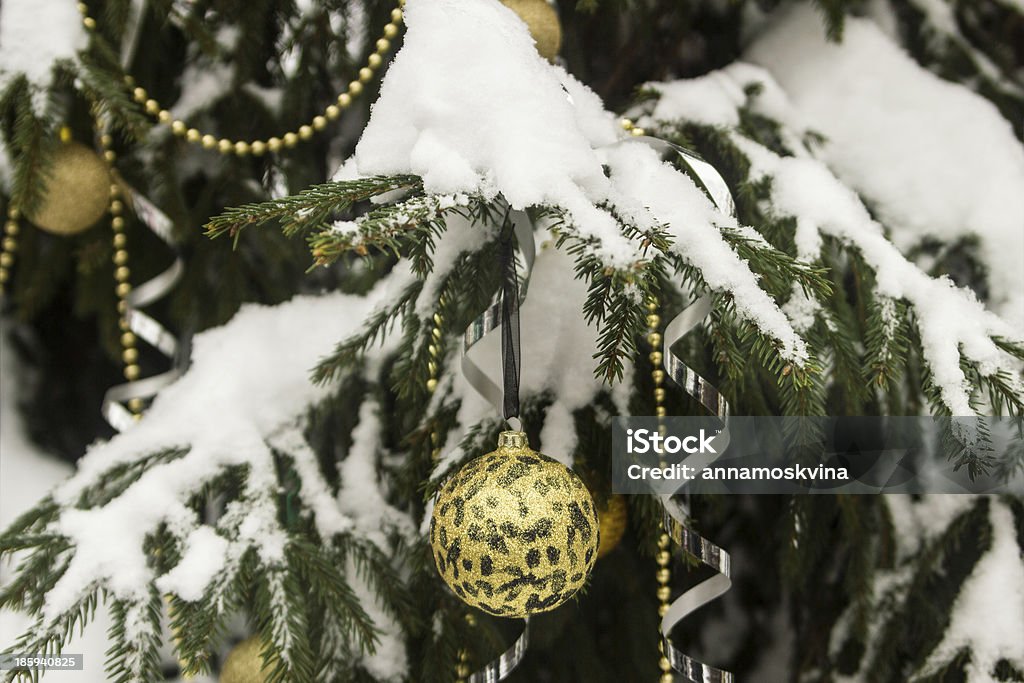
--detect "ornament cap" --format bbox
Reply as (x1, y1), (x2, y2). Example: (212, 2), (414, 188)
(496, 430), (529, 450)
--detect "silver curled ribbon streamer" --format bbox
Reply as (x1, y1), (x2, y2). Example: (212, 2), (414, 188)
(628, 135), (736, 682)
(101, 189), (185, 432)
(456, 206), (536, 682)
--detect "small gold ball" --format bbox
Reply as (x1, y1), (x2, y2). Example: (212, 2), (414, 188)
(115, 266), (130, 282)
(647, 313), (661, 329)
(367, 53), (382, 69)
(659, 532), (671, 548)
(217, 139), (233, 154)
(348, 81), (363, 96)
(4, 220), (19, 236)
(620, 118), (635, 131)
(157, 110), (172, 123)
(122, 348), (138, 364)
(120, 332), (136, 348)
(426, 378), (438, 393)
(298, 125), (313, 140)
(375, 38), (391, 53)
(116, 282), (132, 298)
(77, 2), (88, 15)
(391, 8), (404, 22)
(337, 93), (352, 108)
(383, 22), (398, 38)
(171, 120), (187, 136)
(7, 207), (19, 219)
(358, 67), (373, 83)
(660, 669), (674, 681)
(113, 233), (127, 248)
(324, 105), (340, 120)
(103, 150), (117, 163)
(0, 253), (13, 268)
(110, 200), (123, 214)
(124, 364), (141, 381)
(127, 397), (146, 412)
(283, 132), (298, 148)
(201, 134), (217, 149)
(132, 87), (148, 103)
(649, 351), (663, 366)
(631, 127), (646, 137)
(657, 585), (672, 602)
(659, 656), (672, 672)
(267, 137), (282, 152)
(655, 406), (667, 417)
(186, 128), (201, 142)
(2, 237), (17, 252)
(647, 332), (662, 348)
(652, 369), (665, 385)
(116, 300), (128, 314)
(250, 141), (266, 156)
(234, 141), (250, 156)
(654, 387), (666, 403)
(455, 664), (471, 679)
(656, 550), (671, 567)
(100, 133), (114, 147)
(82, 16), (96, 30)
(109, 182), (121, 197)
(0, 268), (9, 283)
(312, 115), (327, 131)
(144, 99), (160, 115)
(658, 603), (670, 618)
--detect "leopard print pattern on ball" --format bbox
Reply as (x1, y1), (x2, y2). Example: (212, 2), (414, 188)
(430, 431), (599, 618)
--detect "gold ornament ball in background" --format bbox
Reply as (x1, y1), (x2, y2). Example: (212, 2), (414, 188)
(220, 637), (272, 683)
(596, 494), (627, 559)
(431, 430), (599, 618)
(25, 142), (110, 236)
(501, 0), (562, 62)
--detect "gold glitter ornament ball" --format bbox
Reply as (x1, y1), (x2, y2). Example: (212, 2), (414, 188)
(500, 0), (562, 62)
(431, 431), (599, 618)
(596, 494), (628, 559)
(25, 142), (110, 236)
(220, 637), (272, 683)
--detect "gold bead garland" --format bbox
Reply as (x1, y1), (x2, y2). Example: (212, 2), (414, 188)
(648, 294), (674, 683)
(621, 118), (647, 138)
(75, 0), (406, 157)
(0, 205), (19, 298)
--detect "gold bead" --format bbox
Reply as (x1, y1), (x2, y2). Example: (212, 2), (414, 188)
(431, 327), (442, 341)
(0, 267), (9, 283)
(116, 282), (132, 298)
(620, 118), (634, 131)
(283, 132), (298, 148)
(109, 182), (121, 197)
(376, 38), (390, 53)
(157, 110), (172, 123)
(144, 99), (160, 115)
(265, 137), (281, 152)
(121, 331), (136, 347)
(250, 141), (267, 156)
(113, 233), (127, 248)
(186, 128), (201, 142)
(298, 125), (313, 140)
(100, 133), (114, 147)
(124, 364), (141, 381)
(233, 141), (250, 156)
(133, 87), (148, 103)
(77, 2), (88, 14)
(324, 105), (340, 120)
(458, 650), (469, 663)
(465, 613), (477, 626)
(217, 139), (233, 154)
(117, 299), (128, 314)
(657, 586), (672, 602)
(7, 207), (19, 219)
(656, 567), (671, 584)
(201, 134), (217, 149)
(433, 312), (443, 325)
(647, 333), (662, 348)
(383, 23), (398, 38)
(368, 53), (382, 69)
(647, 313), (661, 329)
(659, 656), (672, 672)
(454, 664), (470, 679)
(656, 550), (671, 566)
(632, 127), (646, 137)
(171, 120), (187, 136)
(115, 266), (130, 282)
(652, 369), (665, 385)
(659, 532), (670, 548)
(358, 67), (373, 83)
(122, 348), (138, 364)
(82, 16), (96, 30)
(0, 253), (12, 268)
(654, 387), (666, 403)
(348, 81), (363, 96)
(426, 378), (438, 393)
(655, 406), (667, 417)
(312, 115), (327, 131)
(337, 93), (352, 108)
(391, 8), (404, 22)
(110, 200), (123, 215)
(660, 671), (674, 682)
(4, 221), (18, 235)
(103, 149), (117, 163)
(2, 237), (17, 252)
(649, 351), (663, 365)
(127, 397), (145, 412)
(658, 603), (670, 618)
(646, 298), (659, 311)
